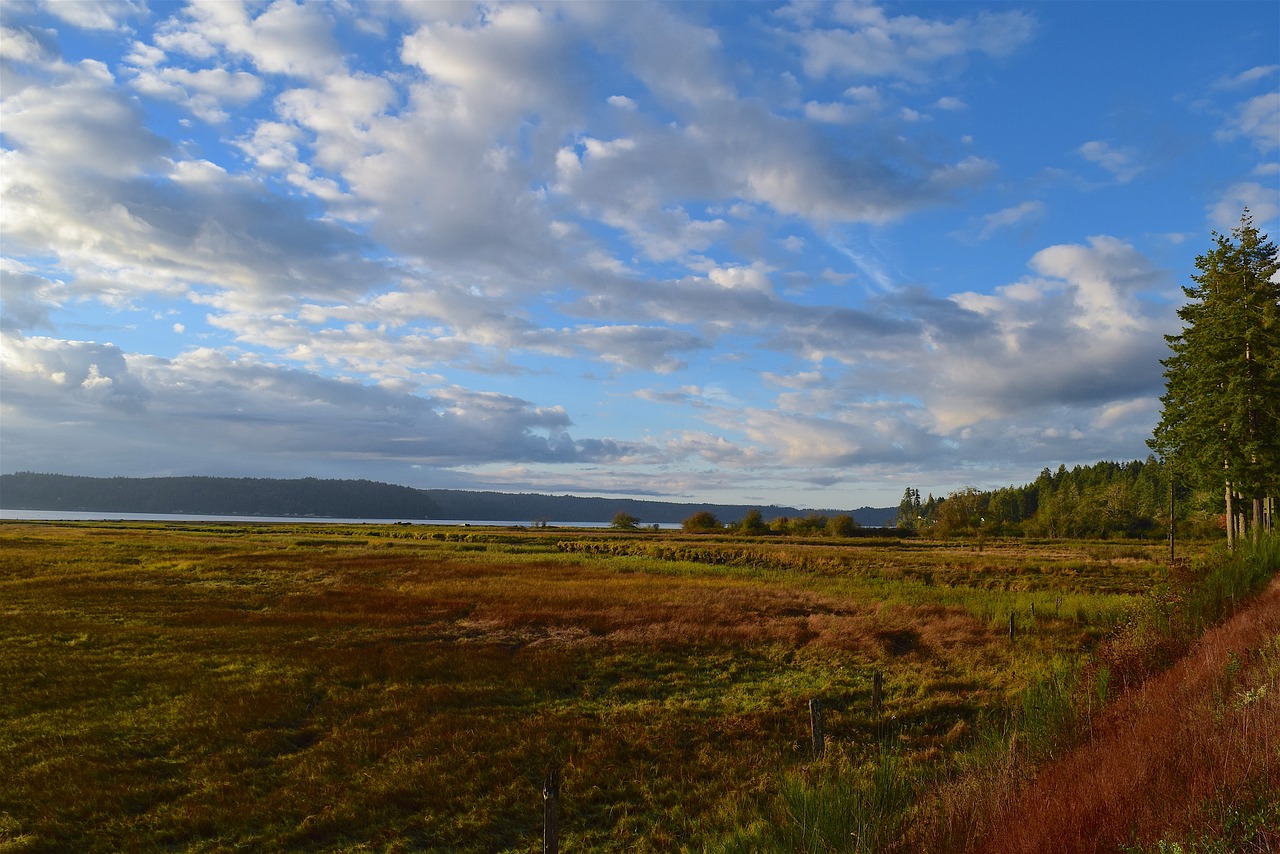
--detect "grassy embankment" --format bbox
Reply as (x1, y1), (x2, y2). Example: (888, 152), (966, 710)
(914, 534), (1280, 854)
(0, 521), (1231, 851)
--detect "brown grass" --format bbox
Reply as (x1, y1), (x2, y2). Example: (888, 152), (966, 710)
(972, 578), (1280, 854)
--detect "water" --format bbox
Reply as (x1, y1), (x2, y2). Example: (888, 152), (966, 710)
(0, 508), (681, 529)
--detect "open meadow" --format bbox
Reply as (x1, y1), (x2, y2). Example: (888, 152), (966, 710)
(0, 522), (1229, 851)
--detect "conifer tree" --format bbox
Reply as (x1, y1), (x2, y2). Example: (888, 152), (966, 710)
(1149, 210), (1280, 545)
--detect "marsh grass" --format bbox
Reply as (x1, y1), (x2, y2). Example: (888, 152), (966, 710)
(0, 522), (1209, 851)
(716, 746), (916, 854)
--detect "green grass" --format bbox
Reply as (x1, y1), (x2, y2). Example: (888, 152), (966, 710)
(0, 522), (1211, 852)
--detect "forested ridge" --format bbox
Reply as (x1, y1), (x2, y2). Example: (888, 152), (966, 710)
(0, 472), (893, 526)
(0, 473), (443, 520)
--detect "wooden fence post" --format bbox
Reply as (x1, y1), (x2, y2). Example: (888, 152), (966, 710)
(1009, 612), (1016, 643)
(809, 698), (825, 759)
(543, 766), (560, 854)
(871, 670), (883, 716)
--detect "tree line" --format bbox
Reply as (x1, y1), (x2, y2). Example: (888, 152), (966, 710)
(672, 508), (870, 537)
(892, 458), (1188, 540)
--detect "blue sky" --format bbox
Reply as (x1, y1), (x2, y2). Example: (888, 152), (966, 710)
(2, 1), (1277, 510)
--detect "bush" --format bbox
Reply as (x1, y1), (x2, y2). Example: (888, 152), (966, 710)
(827, 514), (860, 537)
(735, 509), (770, 535)
(682, 511), (723, 533)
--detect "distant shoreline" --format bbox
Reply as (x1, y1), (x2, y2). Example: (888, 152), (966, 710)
(0, 508), (681, 528)
(0, 473), (897, 527)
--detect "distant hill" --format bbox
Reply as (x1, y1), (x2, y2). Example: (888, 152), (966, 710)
(0, 473), (442, 520)
(0, 472), (896, 526)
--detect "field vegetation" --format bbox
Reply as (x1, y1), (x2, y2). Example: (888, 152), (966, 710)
(0, 521), (1271, 852)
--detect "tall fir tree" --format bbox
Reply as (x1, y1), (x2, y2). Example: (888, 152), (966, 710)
(1149, 210), (1280, 545)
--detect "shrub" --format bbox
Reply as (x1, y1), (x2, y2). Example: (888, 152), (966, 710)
(827, 514), (860, 537)
(682, 511), (723, 533)
(610, 511), (640, 530)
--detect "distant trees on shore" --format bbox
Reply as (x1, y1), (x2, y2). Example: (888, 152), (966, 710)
(679, 508), (867, 537)
(894, 457), (1219, 540)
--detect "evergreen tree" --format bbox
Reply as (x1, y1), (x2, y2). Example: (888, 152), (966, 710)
(1150, 211), (1280, 545)
(895, 487), (922, 528)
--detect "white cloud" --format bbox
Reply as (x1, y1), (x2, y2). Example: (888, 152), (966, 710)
(1, 64), (170, 179)
(974, 200), (1045, 241)
(400, 4), (576, 130)
(930, 237), (1168, 431)
(1077, 140), (1143, 183)
(0, 25), (55, 63)
(1214, 64), (1279, 89)
(569, 325), (705, 374)
(1208, 182), (1280, 230)
(127, 65), (264, 124)
(1219, 91), (1280, 151)
(154, 0), (345, 80)
(39, 0), (144, 32)
(793, 4), (1036, 81)
(0, 262), (66, 332)
(574, 3), (732, 107)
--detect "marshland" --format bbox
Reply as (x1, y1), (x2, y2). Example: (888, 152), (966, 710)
(2, 521), (1274, 852)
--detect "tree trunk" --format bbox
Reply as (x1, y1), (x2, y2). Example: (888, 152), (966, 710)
(1226, 483), (1235, 551)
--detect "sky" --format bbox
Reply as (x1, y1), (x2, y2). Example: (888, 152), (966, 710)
(1, 1), (1278, 511)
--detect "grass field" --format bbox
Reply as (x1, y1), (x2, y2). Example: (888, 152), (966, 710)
(0, 522), (1221, 851)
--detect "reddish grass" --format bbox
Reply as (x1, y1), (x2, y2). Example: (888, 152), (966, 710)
(972, 578), (1280, 854)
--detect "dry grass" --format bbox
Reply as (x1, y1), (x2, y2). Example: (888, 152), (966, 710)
(907, 540), (1280, 854)
(972, 578), (1280, 854)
